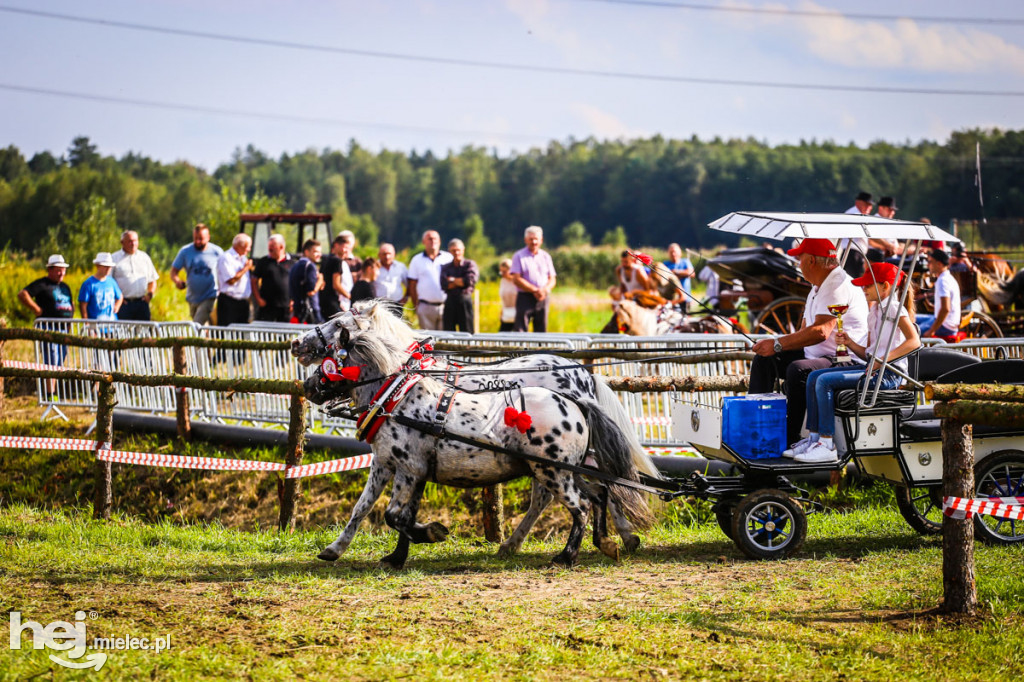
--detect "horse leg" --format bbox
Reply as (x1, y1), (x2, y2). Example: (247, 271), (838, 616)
(379, 471), (429, 570)
(543, 473), (590, 567)
(498, 482), (553, 558)
(608, 498), (641, 554)
(578, 479), (620, 561)
(318, 461), (394, 562)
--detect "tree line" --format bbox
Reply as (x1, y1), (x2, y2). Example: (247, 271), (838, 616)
(1, 129), (1021, 270)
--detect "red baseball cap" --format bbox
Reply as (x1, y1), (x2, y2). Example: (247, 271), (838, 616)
(851, 262), (906, 288)
(787, 238), (837, 259)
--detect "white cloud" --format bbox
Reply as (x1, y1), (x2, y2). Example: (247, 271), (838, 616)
(720, 0), (1024, 75)
(570, 103), (648, 140)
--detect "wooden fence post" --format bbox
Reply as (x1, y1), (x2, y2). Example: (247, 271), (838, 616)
(93, 380), (116, 520)
(0, 317), (6, 415)
(941, 416), (977, 616)
(172, 343), (191, 442)
(279, 394), (308, 531)
(481, 486), (504, 543)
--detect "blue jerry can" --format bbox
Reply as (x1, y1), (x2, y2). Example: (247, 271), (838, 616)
(722, 394), (787, 459)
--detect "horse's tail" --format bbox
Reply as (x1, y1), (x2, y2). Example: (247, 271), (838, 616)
(592, 376), (662, 481)
(579, 401), (655, 530)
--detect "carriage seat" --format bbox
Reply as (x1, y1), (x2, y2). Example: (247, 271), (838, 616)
(900, 359), (1024, 441)
(834, 389), (915, 413)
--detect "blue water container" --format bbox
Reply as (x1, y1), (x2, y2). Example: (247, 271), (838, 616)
(722, 394), (787, 460)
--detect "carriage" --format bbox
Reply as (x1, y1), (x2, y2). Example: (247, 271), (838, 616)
(706, 237), (1014, 340)
(672, 212), (1024, 559)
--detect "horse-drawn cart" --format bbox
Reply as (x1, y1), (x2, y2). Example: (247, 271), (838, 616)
(671, 213), (1024, 559)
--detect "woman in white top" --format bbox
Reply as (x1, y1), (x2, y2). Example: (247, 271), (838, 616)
(788, 262), (921, 462)
(498, 259), (519, 332)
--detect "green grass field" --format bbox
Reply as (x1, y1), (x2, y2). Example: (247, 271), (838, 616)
(1, 414), (1022, 680)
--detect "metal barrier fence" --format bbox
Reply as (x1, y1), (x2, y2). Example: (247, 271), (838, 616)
(30, 319), (1021, 446)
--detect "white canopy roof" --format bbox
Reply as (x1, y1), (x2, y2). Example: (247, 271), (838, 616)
(708, 212), (960, 243)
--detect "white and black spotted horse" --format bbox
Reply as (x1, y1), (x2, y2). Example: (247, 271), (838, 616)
(302, 325), (653, 568)
(290, 298), (662, 556)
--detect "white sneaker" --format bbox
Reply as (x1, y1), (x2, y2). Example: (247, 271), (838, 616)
(783, 437), (815, 458)
(794, 441), (838, 464)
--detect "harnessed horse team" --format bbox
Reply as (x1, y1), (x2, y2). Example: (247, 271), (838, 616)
(291, 300), (659, 568)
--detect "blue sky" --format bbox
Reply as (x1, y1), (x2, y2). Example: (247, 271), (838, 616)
(2, 0), (1023, 171)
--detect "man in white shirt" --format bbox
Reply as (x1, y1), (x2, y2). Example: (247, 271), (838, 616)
(916, 249), (961, 338)
(748, 238), (870, 447)
(375, 242), (408, 305)
(216, 233), (254, 327)
(112, 230), (159, 321)
(840, 191), (872, 277)
(407, 230), (453, 330)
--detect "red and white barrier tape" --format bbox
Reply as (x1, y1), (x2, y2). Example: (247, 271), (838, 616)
(0, 435), (104, 451)
(286, 454), (375, 479)
(631, 416), (673, 426)
(2, 360), (70, 372)
(943, 495), (1024, 521)
(2, 434), (373, 479)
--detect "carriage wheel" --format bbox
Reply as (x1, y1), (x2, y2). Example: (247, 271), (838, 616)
(973, 451), (1024, 545)
(960, 311), (1004, 340)
(894, 484), (943, 535)
(730, 489), (807, 560)
(751, 297), (806, 336)
(713, 498), (739, 541)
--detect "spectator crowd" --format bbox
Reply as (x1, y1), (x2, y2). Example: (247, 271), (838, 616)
(18, 223), (559, 336)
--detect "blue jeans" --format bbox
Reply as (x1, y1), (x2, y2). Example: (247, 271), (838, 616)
(915, 314), (956, 338)
(805, 365), (902, 437)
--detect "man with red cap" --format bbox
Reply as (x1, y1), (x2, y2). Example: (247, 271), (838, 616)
(748, 238), (870, 451)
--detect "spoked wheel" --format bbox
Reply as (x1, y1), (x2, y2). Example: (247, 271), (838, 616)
(751, 297), (806, 336)
(894, 484), (944, 535)
(730, 489), (807, 560)
(713, 498), (740, 541)
(973, 451), (1024, 545)
(960, 311), (1004, 340)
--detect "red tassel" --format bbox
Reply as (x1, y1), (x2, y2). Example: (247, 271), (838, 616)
(504, 406), (519, 427)
(411, 352), (423, 360)
(340, 366), (362, 381)
(515, 412), (532, 433)
(633, 251), (653, 266)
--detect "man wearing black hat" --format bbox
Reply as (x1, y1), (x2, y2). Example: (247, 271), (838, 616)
(916, 248), (961, 338)
(840, 192), (872, 277)
(867, 196), (901, 262)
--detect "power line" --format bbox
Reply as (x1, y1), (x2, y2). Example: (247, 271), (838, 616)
(1, 5), (1023, 97)
(568, 0), (1024, 27)
(0, 83), (547, 142)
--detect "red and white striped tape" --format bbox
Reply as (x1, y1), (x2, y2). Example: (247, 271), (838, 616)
(2, 360), (70, 372)
(2, 434), (373, 479)
(0, 435), (104, 451)
(285, 453), (375, 479)
(943, 496), (1024, 521)
(631, 416), (673, 426)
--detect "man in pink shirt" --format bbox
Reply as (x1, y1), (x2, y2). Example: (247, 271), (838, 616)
(510, 225), (557, 332)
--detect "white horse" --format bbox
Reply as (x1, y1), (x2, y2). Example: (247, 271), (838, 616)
(291, 299), (661, 555)
(304, 325), (653, 568)
(612, 298), (733, 336)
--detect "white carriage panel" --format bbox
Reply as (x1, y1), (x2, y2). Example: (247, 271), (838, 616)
(899, 443), (945, 483)
(855, 454), (906, 484)
(672, 402), (722, 449)
(837, 414), (895, 452)
(973, 436), (1024, 462)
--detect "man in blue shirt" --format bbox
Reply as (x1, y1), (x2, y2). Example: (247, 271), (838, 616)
(663, 243), (694, 311)
(78, 252), (124, 320)
(289, 239), (324, 324)
(170, 223), (224, 325)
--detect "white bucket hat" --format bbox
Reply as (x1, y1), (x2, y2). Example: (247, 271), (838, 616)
(46, 254), (69, 268)
(93, 252), (116, 267)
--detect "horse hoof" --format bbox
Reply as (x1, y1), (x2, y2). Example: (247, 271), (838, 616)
(317, 547), (340, 562)
(379, 559), (405, 571)
(497, 542), (516, 559)
(622, 535), (641, 554)
(426, 522), (449, 543)
(550, 554), (578, 568)
(599, 538), (620, 561)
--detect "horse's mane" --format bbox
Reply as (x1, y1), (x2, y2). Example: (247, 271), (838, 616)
(349, 299), (422, 347)
(349, 327), (410, 376)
